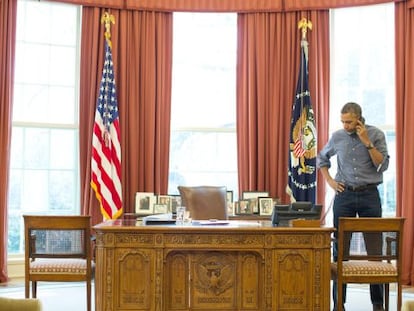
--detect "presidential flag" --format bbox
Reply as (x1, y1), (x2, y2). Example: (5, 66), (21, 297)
(286, 29), (317, 204)
(91, 18), (122, 220)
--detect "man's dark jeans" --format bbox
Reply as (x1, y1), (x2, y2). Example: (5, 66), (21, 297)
(332, 187), (383, 308)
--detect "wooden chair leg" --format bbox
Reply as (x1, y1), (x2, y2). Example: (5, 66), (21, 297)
(337, 281), (343, 311)
(397, 284), (402, 311)
(32, 281), (37, 298)
(87, 280), (91, 311)
(384, 283), (389, 311)
(25, 279), (30, 298)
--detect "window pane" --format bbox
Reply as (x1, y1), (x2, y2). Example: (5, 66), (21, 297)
(50, 130), (77, 169)
(330, 3), (396, 218)
(330, 4), (395, 127)
(8, 0), (80, 254)
(171, 13), (236, 128)
(169, 131), (237, 191)
(169, 13), (238, 198)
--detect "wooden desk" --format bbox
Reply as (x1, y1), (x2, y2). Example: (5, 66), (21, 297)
(94, 220), (333, 311)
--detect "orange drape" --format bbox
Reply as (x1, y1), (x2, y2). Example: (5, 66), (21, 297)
(395, 0), (414, 286)
(0, 0), (16, 283)
(48, 0), (402, 11)
(79, 7), (172, 227)
(236, 11), (329, 205)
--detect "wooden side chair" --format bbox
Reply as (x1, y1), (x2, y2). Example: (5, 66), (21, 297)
(178, 185), (228, 220)
(23, 215), (93, 311)
(331, 217), (405, 311)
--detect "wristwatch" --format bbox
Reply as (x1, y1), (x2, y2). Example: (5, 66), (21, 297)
(366, 142), (374, 150)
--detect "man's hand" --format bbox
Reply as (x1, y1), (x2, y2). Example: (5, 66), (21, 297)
(356, 119), (370, 145)
(328, 178), (345, 193)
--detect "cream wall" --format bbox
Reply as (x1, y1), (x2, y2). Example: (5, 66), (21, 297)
(7, 257), (24, 279)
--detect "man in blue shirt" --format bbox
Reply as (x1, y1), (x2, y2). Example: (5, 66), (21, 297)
(317, 102), (390, 311)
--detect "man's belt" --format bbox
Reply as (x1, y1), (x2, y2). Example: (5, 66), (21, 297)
(345, 184), (379, 192)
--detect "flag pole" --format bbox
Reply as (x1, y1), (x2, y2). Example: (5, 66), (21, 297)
(91, 12), (123, 220)
(286, 18), (317, 204)
(298, 18), (312, 150)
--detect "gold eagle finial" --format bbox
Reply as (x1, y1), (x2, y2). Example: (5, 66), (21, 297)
(298, 18), (312, 40)
(101, 12), (115, 49)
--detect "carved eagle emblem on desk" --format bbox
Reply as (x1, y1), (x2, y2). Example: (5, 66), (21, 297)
(194, 259), (234, 296)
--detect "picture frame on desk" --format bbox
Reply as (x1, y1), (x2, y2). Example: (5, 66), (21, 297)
(226, 190), (233, 203)
(226, 191), (234, 216)
(242, 191), (269, 199)
(227, 202), (235, 216)
(242, 191), (269, 214)
(135, 192), (156, 214)
(259, 197), (273, 215)
(236, 200), (253, 215)
(157, 195), (172, 212)
(169, 194), (182, 213)
(248, 198), (259, 214)
(153, 204), (168, 214)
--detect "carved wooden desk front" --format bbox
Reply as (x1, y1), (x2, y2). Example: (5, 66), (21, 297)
(94, 220), (333, 311)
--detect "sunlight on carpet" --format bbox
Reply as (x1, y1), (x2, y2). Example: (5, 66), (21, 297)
(0, 282), (94, 311)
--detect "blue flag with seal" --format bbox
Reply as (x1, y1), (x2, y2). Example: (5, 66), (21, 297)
(286, 19), (317, 203)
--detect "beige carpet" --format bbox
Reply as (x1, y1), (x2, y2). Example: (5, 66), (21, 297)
(0, 281), (94, 311)
(1, 280), (414, 310)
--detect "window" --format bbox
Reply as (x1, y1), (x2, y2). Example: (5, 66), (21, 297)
(168, 13), (239, 198)
(329, 3), (396, 219)
(8, 0), (81, 254)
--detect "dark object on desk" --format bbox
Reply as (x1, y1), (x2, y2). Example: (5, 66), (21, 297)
(143, 219), (176, 225)
(142, 214), (176, 225)
(271, 202), (322, 227)
(291, 201), (313, 211)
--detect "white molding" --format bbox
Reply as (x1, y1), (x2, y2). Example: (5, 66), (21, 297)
(7, 257), (24, 279)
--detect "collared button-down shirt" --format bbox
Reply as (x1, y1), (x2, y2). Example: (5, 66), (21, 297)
(317, 124), (389, 187)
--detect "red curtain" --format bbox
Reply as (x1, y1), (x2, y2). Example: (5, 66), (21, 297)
(48, 0), (402, 11)
(236, 11), (330, 205)
(0, 0), (17, 283)
(79, 7), (173, 227)
(395, 0), (414, 286)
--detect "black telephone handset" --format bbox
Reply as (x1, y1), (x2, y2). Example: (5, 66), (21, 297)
(360, 116), (365, 125)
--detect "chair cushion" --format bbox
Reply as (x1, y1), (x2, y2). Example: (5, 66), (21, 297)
(402, 300), (414, 311)
(331, 261), (397, 277)
(0, 297), (42, 311)
(30, 258), (88, 275)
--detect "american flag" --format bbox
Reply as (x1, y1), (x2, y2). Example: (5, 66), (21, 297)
(286, 38), (317, 203)
(91, 39), (122, 220)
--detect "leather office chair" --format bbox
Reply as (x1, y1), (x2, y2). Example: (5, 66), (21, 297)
(177, 186), (228, 220)
(331, 217), (405, 311)
(23, 215), (93, 311)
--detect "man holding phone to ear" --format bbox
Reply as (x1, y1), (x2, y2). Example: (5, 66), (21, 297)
(317, 102), (390, 311)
